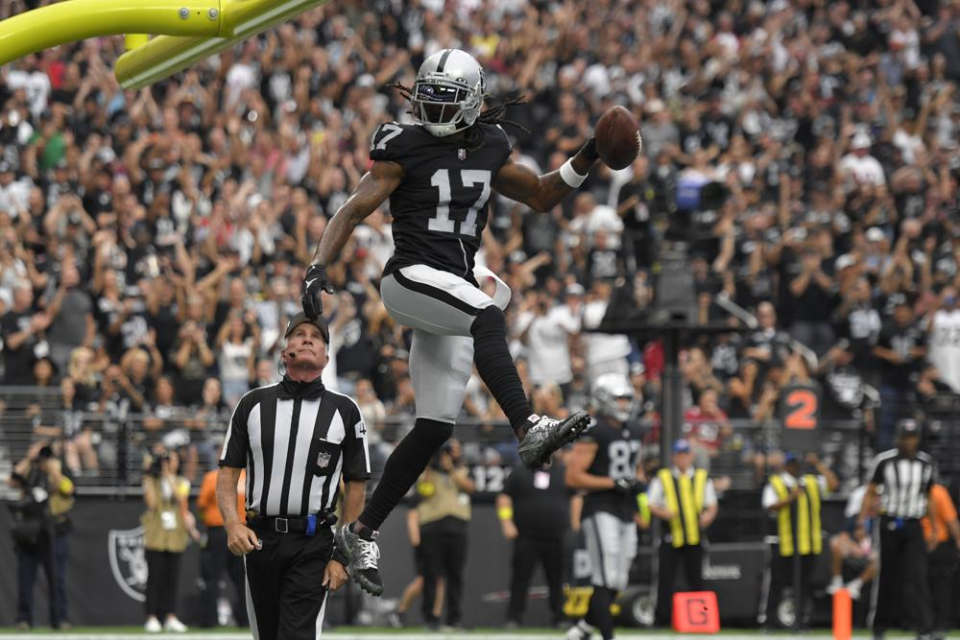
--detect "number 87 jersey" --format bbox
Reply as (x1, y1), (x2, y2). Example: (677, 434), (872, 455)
(370, 121), (513, 284)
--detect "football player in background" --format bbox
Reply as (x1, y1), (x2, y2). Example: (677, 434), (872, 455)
(302, 49), (608, 595)
(565, 374), (645, 640)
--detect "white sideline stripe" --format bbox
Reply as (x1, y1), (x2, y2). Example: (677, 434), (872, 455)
(15, 634), (922, 640)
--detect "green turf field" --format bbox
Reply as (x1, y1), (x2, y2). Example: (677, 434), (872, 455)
(0, 628), (929, 639)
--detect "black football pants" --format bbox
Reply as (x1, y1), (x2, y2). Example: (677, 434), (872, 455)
(873, 517), (932, 636)
(507, 535), (566, 626)
(656, 543), (704, 625)
(244, 527), (334, 640)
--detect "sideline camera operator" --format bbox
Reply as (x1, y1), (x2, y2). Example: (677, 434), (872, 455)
(8, 442), (74, 630)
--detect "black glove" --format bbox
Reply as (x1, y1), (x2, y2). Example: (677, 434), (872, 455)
(612, 478), (644, 497)
(579, 136), (599, 162)
(302, 264), (336, 320)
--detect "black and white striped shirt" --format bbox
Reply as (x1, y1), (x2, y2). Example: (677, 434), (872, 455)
(868, 449), (936, 520)
(219, 380), (371, 517)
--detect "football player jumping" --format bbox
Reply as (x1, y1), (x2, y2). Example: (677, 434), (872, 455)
(302, 49), (605, 596)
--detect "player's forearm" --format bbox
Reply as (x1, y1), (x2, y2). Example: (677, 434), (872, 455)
(217, 467), (243, 528)
(527, 154), (596, 212)
(313, 195), (375, 266)
(312, 166), (398, 266)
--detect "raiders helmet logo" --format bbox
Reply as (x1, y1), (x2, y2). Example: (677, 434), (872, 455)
(317, 450), (332, 469)
(108, 526), (148, 602)
(458, 148), (467, 161)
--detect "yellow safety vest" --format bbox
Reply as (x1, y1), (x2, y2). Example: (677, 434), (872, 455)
(769, 474), (822, 557)
(659, 467), (709, 548)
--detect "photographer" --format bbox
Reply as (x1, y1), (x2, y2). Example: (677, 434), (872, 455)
(141, 447), (200, 633)
(415, 439), (475, 631)
(8, 442), (74, 630)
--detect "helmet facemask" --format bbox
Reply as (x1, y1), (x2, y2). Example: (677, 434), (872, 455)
(412, 74), (484, 137)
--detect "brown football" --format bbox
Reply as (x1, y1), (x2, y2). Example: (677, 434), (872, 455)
(595, 105), (642, 170)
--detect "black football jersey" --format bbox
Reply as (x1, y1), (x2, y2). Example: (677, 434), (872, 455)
(369, 122), (512, 282)
(581, 417), (643, 522)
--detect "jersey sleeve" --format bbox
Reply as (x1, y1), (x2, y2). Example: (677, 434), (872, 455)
(869, 457), (886, 486)
(220, 394), (252, 468)
(369, 122), (412, 169)
(339, 400), (372, 482)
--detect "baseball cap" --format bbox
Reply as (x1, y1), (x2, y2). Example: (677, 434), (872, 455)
(566, 283), (586, 297)
(784, 451), (799, 464)
(673, 439), (692, 454)
(866, 227), (886, 242)
(284, 311), (330, 344)
(835, 254), (857, 271)
(896, 418), (921, 438)
(851, 132), (873, 150)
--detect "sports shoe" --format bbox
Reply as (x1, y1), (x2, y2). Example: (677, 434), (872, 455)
(826, 576), (843, 595)
(518, 412), (591, 469)
(163, 616), (188, 633)
(336, 523), (384, 596)
(144, 617), (162, 633)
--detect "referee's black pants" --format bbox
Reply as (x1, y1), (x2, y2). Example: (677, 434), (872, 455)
(655, 543), (704, 625)
(506, 535), (566, 626)
(244, 526), (334, 640)
(421, 518), (468, 627)
(874, 517), (932, 635)
(928, 541), (957, 633)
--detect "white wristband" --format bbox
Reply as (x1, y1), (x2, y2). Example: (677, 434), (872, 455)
(559, 159), (587, 188)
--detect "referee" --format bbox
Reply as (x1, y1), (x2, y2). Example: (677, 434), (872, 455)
(860, 419), (936, 640)
(217, 312), (371, 640)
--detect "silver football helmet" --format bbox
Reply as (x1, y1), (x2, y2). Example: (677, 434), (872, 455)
(412, 49), (485, 137)
(591, 373), (636, 423)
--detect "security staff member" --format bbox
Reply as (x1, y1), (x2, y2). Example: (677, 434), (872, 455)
(647, 439), (718, 626)
(922, 483), (960, 639)
(416, 439), (474, 630)
(861, 419), (936, 640)
(762, 451), (838, 630)
(197, 468), (248, 628)
(499, 450), (574, 628)
(218, 313), (371, 640)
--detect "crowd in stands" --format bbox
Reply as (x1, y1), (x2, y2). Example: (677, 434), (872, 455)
(1, 0), (960, 488)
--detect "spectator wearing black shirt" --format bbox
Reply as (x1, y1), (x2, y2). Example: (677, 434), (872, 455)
(741, 302), (793, 385)
(788, 248), (837, 356)
(1, 283), (48, 385)
(872, 299), (926, 450)
(616, 155), (657, 271)
(835, 277), (882, 377)
(498, 455), (574, 629)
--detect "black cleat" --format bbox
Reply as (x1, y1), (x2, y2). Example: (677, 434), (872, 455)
(335, 523), (384, 596)
(518, 412), (590, 469)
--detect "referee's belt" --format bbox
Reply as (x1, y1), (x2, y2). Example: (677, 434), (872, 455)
(247, 510), (337, 535)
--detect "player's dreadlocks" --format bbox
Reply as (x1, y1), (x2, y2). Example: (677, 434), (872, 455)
(388, 82), (528, 149)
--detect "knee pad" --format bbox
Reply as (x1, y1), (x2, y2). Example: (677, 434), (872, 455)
(470, 305), (506, 338)
(408, 418), (456, 450)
